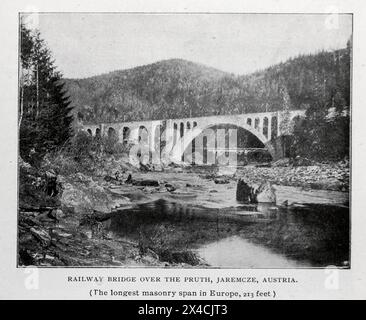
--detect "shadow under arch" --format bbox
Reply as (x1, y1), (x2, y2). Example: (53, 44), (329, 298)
(169, 121), (273, 163)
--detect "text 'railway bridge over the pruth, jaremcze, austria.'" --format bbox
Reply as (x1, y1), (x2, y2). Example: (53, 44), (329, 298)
(80, 110), (305, 165)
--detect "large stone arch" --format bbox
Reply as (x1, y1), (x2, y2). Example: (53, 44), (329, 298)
(169, 120), (273, 162)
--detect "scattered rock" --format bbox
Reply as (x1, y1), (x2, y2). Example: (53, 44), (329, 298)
(165, 183), (176, 192)
(104, 175), (115, 182)
(29, 227), (51, 247)
(51, 229), (73, 238)
(256, 182), (276, 203)
(153, 164), (163, 172)
(48, 208), (65, 220)
(132, 179), (160, 187)
(19, 214), (42, 226)
(272, 158), (291, 167)
(214, 177), (230, 184)
(292, 156), (314, 167)
(74, 173), (91, 183)
(44, 254), (55, 261)
(186, 183), (200, 187)
(36, 211), (55, 222)
(19, 157), (32, 170)
(139, 162), (151, 172)
(255, 163), (272, 168)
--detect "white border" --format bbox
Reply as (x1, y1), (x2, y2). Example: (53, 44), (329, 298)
(0, 0), (365, 300)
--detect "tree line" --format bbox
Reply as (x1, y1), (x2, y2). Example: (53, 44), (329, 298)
(66, 45), (350, 127)
(19, 21), (350, 163)
(19, 22), (73, 165)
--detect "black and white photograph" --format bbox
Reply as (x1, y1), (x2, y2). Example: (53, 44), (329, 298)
(17, 12), (351, 269)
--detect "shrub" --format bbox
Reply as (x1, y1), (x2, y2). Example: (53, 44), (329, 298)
(66, 130), (93, 161)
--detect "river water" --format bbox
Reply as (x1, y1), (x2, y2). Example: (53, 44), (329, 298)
(107, 195), (349, 268)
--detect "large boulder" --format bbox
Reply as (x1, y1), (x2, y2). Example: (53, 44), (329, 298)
(236, 179), (257, 203)
(256, 182), (276, 203)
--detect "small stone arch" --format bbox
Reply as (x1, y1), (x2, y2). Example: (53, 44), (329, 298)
(87, 129), (92, 135)
(193, 121), (197, 128)
(173, 123), (178, 144)
(187, 122), (191, 130)
(247, 118), (252, 126)
(263, 117), (269, 138)
(180, 122), (184, 137)
(123, 127), (130, 142)
(138, 125), (149, 143)
(108, 127), (117, 139)
(95, 128), (101, 138)
(254, 118), (260, 130)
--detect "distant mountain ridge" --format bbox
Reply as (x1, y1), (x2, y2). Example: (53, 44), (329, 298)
(64, 45), (350, 124)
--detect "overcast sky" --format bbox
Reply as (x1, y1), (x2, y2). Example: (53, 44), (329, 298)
(23, 13), (352, 79)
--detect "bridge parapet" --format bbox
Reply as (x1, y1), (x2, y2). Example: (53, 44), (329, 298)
(80, 110), (305, 162)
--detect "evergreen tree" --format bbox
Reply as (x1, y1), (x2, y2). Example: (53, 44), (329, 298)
(19, 24), (73, 163)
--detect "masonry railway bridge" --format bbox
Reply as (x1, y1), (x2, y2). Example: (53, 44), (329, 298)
(81, 110), (305, 164)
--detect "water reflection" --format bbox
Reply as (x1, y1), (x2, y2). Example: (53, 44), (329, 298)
(196, 236), (310, 268)
(108, 199), (349, 268)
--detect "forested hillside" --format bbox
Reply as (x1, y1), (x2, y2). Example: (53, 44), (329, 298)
(65, 43), (351, 124)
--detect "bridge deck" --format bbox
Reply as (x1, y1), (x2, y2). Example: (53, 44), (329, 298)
(82, 110), (289, 127)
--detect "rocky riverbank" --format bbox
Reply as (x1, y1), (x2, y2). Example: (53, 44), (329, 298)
(18, 155), (349, 267)
(235, 159), (349, 192)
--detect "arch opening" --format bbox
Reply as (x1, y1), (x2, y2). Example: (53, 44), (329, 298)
(180, 122), (184, 138)
(263, 117), (269, 138)
(173, 123), (178, 144)
(181, 123), (272, 166)
(138, 126), (148, 143)
(108, 127), (117, 140)
(254, 118), (260, 130)
(123, 127), (130, 143)
(95, 128), (101, 138)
